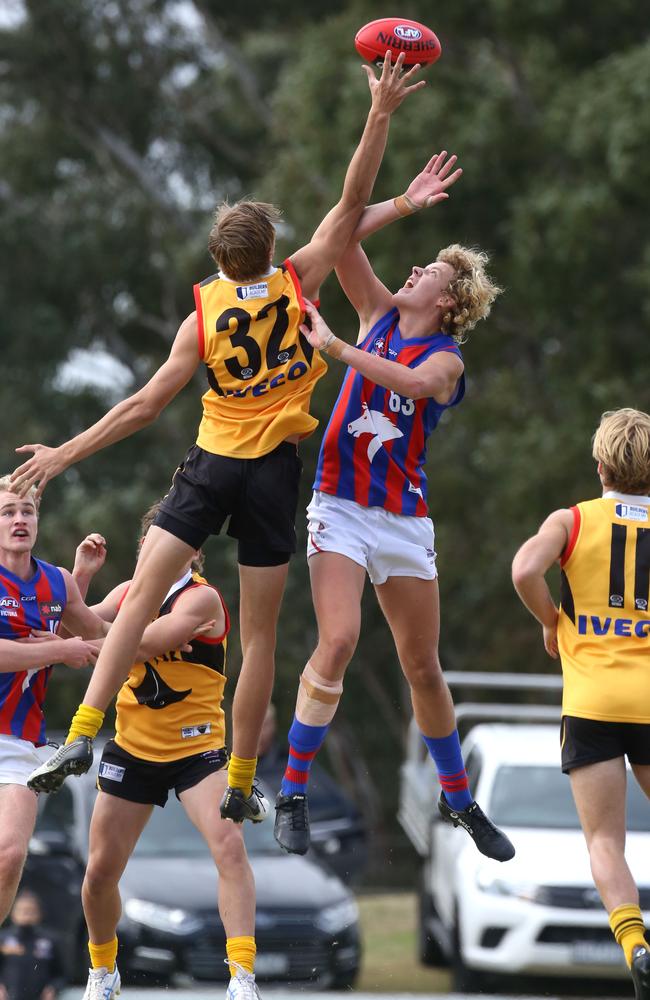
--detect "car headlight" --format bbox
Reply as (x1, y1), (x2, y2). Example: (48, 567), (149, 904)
(123, 898), (204, 935)
(314, 898), (359, 934)
(475, 871), (541, 902)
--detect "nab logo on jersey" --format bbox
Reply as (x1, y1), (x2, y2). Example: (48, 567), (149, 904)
(39, 602), (62, 617)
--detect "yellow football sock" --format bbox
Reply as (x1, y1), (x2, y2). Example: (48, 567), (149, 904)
(226, 935), (256, 977)
(88, 936), (118, 973)
(66, 704), (105, 743)
(227, 755), (256, 798)
(609, 903), (647, 967)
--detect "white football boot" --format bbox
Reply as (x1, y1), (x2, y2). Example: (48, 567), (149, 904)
(226, 960), (262, 999)
(82, 965), (121, 1000)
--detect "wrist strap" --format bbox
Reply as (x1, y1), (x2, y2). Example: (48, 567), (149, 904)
(394, 193), (420, 216)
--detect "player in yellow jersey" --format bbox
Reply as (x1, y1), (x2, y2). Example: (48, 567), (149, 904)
(13, 53), (426, 820)
(512, 408), (650, 1000)
(70, 504), (263, 1000)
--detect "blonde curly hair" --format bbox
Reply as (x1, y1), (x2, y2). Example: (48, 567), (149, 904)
(436, 245), (503, 343)
(0, 475), (39, 509)
(592, 408), (650, 494)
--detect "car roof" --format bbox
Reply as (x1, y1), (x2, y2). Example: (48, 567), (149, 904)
(465, 723), (561, 766)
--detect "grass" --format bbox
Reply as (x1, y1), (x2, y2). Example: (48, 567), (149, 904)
(356, 892), (451, 994)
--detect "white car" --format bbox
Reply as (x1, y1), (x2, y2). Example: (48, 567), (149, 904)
(400, 722), (650, 990)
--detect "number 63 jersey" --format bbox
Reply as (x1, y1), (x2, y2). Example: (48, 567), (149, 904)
(194, 260), (327, 458)
(314, 307), (465, 517)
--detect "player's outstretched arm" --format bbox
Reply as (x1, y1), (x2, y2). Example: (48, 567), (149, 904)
(512, 510), (574, 658)
(10, 313), (201, 498)
(290, 51), (425, 301)
(336, 151), (463, 329)
(0, 635), (99, 673)
(300, 300), (464, 402)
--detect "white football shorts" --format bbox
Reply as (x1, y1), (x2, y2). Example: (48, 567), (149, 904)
(0, 733), (51, 787)
(306, 491), (437, 585)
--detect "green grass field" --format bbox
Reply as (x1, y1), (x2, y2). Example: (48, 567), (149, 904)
(357, 893), (450, 993)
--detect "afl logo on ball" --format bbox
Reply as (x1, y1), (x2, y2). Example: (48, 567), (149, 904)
(395, 24), (422, 40)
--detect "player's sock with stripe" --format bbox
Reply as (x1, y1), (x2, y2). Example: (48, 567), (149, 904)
(609, 903), (648, 967)
(66, 703), (105, 743)
(280, 718), (329, 796)
(88, 936), (118, 973)
(227, 755), (257, 798)
(226, 935), (256, 977)
(280, 663), (343, 796)
(422, 729), (473, 811)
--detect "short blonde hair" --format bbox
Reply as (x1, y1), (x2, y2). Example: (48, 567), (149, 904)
(0, 475), (39, 509)
(592, 409), (650, 494)
(140, 500), (204, 573)
(436, 245), (503, 343)
(207, 200), (280, 281)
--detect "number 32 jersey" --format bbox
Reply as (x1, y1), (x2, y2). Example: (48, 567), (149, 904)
(194, 260), (327, 459)
(314, 307), (465, 517)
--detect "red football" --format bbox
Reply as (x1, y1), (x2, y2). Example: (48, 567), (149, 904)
(354, 17), (442, 68)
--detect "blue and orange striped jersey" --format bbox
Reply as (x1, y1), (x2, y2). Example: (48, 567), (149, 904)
(0, 558), (66, 746)
(314, 308), (465, 516)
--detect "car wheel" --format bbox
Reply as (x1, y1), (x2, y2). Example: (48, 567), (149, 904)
(330, 968), (359, 990)
(418, 881), (448, 967)
(452, 909), (484, 993)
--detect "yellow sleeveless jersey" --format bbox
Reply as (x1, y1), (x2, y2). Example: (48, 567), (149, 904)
(194, 259), (327, 458)
(558, 492), (650, 722)
(115, 573), (229, 762)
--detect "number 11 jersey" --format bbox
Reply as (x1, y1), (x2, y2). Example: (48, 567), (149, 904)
(194, 261), (327, 459)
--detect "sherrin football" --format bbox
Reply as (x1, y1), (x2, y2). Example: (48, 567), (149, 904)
(354, 17), (442, 68)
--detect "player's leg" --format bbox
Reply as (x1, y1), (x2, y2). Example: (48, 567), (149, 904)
(82, 790), (152, 999)
(0, 785), (38, 922)
(222, 443), (301, 822)
(570, 756), (649, 995)
(221, 560), (289, 823)
(374, 574), (514, 862)
(28, 526), (195, 793)
(274, 551), (366, 855)
(180, 770), (258, 997)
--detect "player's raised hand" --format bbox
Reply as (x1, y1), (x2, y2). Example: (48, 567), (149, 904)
(405, 151), (463, 208)
(74, 533), (108, 578)
(364, 50), (426, 113)
(11, 443), (67, 499)
(299, 300), (337, 352)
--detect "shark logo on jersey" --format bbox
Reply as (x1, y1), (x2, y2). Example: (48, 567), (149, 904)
(347, 403), (403, 462)
(129, 662), (192, 709)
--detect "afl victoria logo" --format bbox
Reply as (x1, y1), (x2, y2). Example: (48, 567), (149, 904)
(395, 24), (422, 40)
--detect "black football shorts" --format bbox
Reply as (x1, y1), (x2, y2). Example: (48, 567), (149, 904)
(154, 441), (303, 566)
(561, 715), (650, 774)
(97, 740), (228, 807)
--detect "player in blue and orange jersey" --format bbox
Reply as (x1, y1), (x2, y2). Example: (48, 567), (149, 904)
(273, 153), (514, 863)
(14, 53), (426, 825)
(512, 408), (650, 1000)
(0, 476), (106, 925)
(70, 503), (261, 1000)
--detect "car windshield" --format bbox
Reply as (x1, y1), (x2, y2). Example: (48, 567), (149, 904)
(132, 793), (279, 857)
(489, 765), (650, 831)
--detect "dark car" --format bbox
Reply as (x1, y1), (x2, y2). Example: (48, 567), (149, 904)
(21, 756), (360, 989)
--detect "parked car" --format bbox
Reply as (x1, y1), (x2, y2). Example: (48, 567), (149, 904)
(400, 719), (650, 991)
(21, 747), (361, 989)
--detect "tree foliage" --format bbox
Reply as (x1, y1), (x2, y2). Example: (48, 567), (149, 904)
(1, 0), (648, 863)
